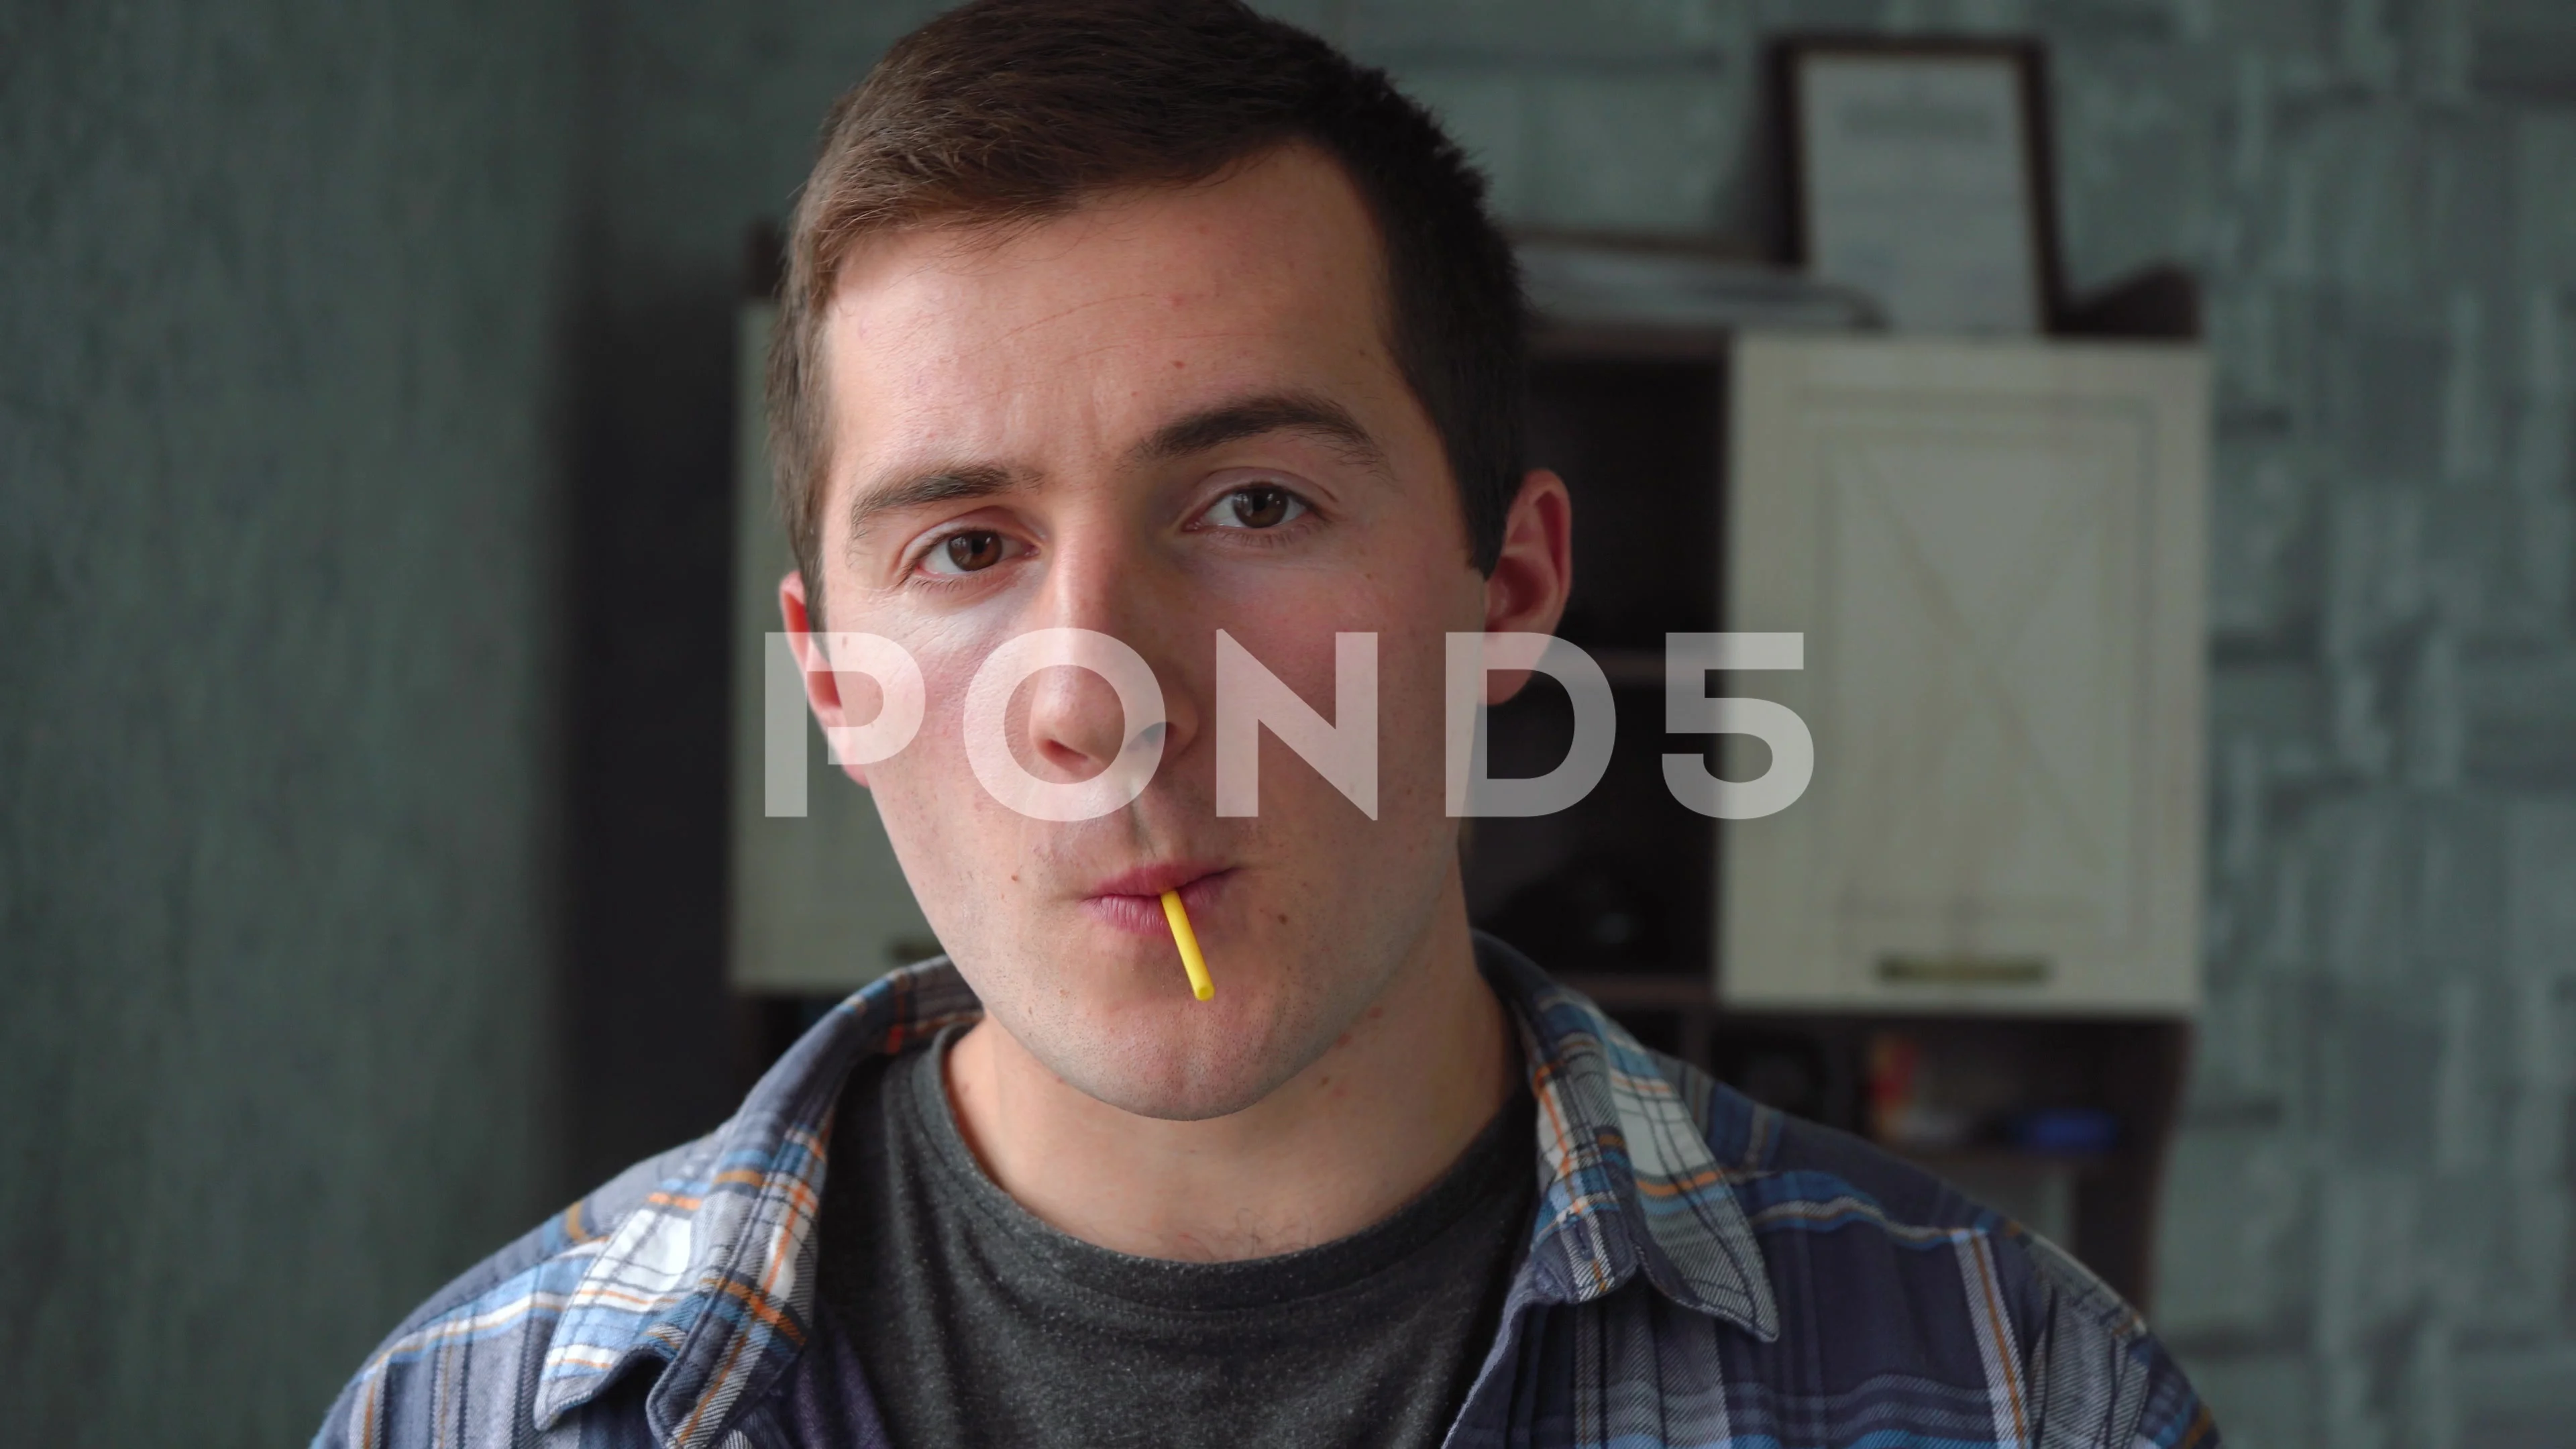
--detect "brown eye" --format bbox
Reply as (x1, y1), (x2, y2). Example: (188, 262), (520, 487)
(930, 531), (1004, 574)
(1195, 482), (1310, 533)
(1227, 486), (1296, 529)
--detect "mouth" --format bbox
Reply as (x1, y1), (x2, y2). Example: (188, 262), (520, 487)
(1081, 862), (1237, 938)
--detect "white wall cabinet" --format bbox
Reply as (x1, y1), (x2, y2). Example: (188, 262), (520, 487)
(1720, 334), (2209, 1015)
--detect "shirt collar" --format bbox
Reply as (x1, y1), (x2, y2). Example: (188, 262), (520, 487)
(533, 935), (1774, 1444)
(529, 966), (983, 1446)
(1480, 938), (1778, 1339)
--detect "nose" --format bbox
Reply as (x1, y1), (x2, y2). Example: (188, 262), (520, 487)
(1017, 535), (1201, 785)
(1019, 661), (1167, 782)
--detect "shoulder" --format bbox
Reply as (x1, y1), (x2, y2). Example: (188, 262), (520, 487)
(309, 1135), (718, 1449)
(310, 962), (980, 1449)
(1659, 1053), (2219, 1448)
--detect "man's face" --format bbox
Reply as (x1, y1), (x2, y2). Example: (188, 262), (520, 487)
(797, 146), (1507, 1120)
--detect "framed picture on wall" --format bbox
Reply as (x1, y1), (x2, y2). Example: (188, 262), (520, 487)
(1771, 36), (2063, 336)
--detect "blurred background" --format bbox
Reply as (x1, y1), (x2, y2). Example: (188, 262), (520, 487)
(5, 1), (2573, 1444)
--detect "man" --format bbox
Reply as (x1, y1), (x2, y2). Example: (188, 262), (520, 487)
(318, 3), (2218, 1446)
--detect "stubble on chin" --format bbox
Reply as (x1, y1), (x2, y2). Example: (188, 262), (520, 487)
(974, 930), (1403, 1124)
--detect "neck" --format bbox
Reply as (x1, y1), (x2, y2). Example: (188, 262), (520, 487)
(942, 875), (1517, 1261)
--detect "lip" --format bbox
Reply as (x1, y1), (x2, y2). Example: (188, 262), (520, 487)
(1081, 862), (1236, 938)
(1089, 859), (1230, 900)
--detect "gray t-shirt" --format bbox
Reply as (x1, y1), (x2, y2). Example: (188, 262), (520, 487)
(817, 1027), (1536, 1449)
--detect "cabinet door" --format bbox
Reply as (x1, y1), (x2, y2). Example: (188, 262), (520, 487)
(725, 304), (937, 994)
(1721, 335), (2207, 1014)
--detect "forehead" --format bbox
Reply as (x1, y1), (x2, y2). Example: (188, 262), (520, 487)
(815, 146), (1401, 484)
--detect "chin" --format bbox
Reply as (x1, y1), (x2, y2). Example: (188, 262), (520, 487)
(1004, 974), (1344, 1123)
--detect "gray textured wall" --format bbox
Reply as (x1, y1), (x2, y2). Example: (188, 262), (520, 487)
(0, 1), (581, 1442)
(7, 0), (2572, 1444)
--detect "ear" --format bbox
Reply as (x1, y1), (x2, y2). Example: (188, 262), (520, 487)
(779, 570), (873, 787)
(1480, 468), (1574, 704)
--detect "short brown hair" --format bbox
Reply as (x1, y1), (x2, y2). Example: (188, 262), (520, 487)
(768, 0), (1527, 623)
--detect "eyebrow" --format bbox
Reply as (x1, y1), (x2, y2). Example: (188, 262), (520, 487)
(1128, 391), (1389, 474)
(844, 463), (1022, 547)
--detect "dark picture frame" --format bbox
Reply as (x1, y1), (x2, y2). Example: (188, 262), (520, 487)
(1769, 35), (2066, 335)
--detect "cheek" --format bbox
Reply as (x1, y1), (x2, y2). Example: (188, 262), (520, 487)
(830, 614), (1025, 885)
(849, 607), (1020, 755)
(1224, 571), (1466, 809)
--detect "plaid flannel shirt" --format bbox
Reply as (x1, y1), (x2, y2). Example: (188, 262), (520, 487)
(315, 936), (2218, 1449)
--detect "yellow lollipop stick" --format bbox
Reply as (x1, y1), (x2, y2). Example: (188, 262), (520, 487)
(1159, 889), (1215, 1002)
